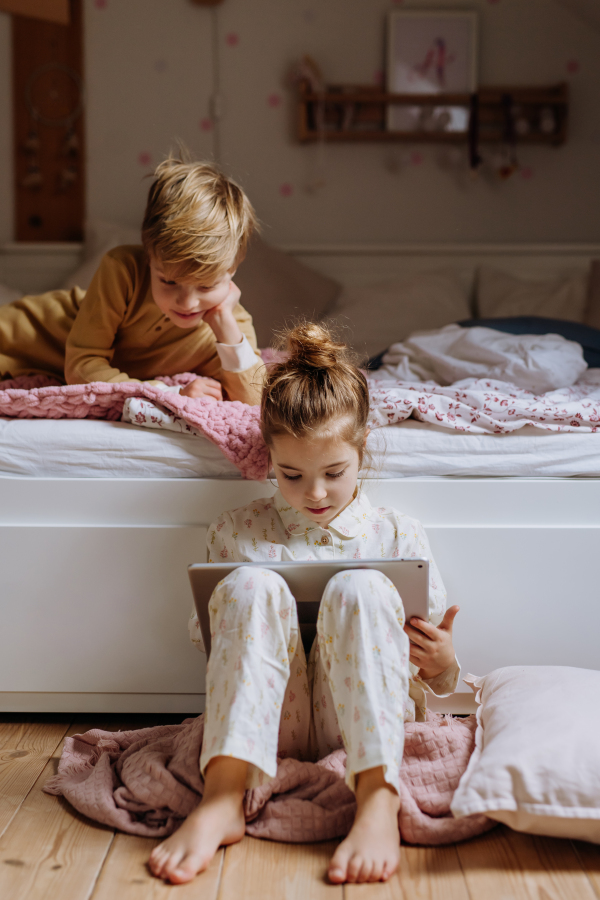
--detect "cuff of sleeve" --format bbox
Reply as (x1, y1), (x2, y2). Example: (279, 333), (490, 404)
(216, 335), (259, 373)
(416, 656), (461, 698)
(151, 382), (182, 394)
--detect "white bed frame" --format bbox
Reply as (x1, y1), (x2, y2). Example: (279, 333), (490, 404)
(1, 241), (600, 715)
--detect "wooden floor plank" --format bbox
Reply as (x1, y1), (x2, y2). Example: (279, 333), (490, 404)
(0, 715), (73, 839)
(218, 835), (342, 899)
(91, 833), (223, 900)
(572, 841), (600, 899)
(457, 825), (597, 900)
(344, 844), (469, 900)
(0, 720), (117, 900)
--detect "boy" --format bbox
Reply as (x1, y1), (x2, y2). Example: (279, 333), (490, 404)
(0, 157), (264, 405)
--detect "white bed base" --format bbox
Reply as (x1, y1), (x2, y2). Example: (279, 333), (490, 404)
(1, 241), (600, 715)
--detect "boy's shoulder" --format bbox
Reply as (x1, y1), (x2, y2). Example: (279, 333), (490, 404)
(103, 244), (147, 272)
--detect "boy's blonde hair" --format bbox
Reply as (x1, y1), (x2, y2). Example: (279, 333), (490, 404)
(142, 155), (257, 282)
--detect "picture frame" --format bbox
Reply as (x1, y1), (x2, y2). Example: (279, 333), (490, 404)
(386, 10), (478, 134)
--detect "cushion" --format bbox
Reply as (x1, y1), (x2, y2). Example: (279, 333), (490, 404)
(0, 283), (23, 307)
(327, 270), (472, 363)
(234, 237), (341, 348)
(61, 218), (141, 290)
(477, 267), (588, 323)
(584, 260), (600, 330)
(451, 666), (600, 843)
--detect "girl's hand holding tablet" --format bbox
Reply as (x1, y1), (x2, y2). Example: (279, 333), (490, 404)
(404, 605), (460, 680)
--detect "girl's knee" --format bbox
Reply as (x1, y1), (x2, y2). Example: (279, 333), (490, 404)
(321, 569), (405, 621)
(211, 566), (291, 614)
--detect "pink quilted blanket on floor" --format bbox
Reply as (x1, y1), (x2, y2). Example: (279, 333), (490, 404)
(0, 374), (268, 480)
(43, 713), (494, 845)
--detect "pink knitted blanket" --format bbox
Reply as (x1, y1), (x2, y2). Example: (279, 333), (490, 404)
(0, 374), (268, 480)
(43, 713), (493, 845)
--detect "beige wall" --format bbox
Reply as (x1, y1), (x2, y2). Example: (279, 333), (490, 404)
(1, 0), (599, 246)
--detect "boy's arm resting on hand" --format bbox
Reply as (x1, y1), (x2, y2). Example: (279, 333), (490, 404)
(188, 298), (265, 405)
(65, 252), (136, 384)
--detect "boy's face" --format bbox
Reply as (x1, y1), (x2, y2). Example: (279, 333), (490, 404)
(149, 258), (233, 329)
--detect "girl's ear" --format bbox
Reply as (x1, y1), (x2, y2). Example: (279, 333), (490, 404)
(363, 428), (370, 446)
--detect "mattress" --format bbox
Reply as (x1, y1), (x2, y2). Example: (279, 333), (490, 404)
(0, 417), (599, 479)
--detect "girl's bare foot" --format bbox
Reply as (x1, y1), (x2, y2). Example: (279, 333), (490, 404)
(148, 757), (247, 884)
(328, 766), (401, 884)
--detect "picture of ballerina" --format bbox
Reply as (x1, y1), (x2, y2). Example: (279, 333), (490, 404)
(387, 11), (477, 132)
(413, 38), (457, 88)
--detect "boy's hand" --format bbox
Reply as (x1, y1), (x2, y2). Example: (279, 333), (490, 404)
(404, 606), (459, 681)
(180, 376), (223, 402)
(202, 282), (243, 345)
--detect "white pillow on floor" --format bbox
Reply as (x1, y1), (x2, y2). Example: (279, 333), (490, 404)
(451, 666), (600, 843)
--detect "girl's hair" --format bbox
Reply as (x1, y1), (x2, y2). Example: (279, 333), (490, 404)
(261, 322), (371, 466)
(141, 153), (257, 282)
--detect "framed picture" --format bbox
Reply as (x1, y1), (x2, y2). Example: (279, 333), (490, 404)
(387, 10), (478, 133)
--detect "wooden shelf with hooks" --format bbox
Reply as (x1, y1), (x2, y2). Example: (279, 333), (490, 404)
(297, 83), (568, 146)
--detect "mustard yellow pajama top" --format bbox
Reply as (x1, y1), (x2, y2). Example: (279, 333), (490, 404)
(0, 245), (265, 405)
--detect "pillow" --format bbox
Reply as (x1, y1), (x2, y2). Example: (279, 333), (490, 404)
(61, 218), (141, 290)
(234, 237), (341, 348)
(0, 283), (23, 307)
(477, 267), (588, 323)
(584, 260), (600, 330)
(451, 666), (600, 843)
(326, 270), (472, 362)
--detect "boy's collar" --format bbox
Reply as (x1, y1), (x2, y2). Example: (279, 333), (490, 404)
(273, 489), (372, 538)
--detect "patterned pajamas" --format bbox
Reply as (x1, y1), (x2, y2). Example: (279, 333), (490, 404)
(200, 565), (410, 794)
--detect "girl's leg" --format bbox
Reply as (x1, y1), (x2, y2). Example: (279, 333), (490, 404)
(315, 569), (410, 884)
(150, 566), (309, 883)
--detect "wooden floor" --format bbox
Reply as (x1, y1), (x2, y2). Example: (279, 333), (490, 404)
(1, 715), (599, 900)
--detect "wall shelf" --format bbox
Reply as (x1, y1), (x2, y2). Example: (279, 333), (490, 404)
(297, 83), (568, 146)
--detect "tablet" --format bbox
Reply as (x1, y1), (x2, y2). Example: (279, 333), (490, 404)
(188, 558), (429, 657)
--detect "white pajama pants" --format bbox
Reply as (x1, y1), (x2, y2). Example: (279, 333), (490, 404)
(200, 567), (411, 794)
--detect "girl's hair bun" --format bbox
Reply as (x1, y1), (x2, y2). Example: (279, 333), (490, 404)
(285, 322), (348, 371)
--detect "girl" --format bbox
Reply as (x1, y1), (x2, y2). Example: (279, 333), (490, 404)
(149, 323), (460, 885)
(0, 157), (264, 405)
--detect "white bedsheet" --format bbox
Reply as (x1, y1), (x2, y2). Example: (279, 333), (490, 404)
(0, 417), (599, 479)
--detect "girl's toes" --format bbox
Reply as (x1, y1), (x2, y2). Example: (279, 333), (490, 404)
(166, 851), (207, 884)
(328, 847), (351, 883)
(369, 859), (384, 883)
(346, 853), (364, 883)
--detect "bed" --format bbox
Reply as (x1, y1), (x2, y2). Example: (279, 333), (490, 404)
(1, 240), (600, 714)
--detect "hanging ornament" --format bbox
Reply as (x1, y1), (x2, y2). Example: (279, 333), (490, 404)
(21, 163), (43, 189)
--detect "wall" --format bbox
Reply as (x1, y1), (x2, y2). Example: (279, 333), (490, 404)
(0, 0), (599, 246)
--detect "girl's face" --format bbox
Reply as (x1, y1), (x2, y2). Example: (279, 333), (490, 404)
(269, 430), (362, 527)
(150, 258), (232, 328)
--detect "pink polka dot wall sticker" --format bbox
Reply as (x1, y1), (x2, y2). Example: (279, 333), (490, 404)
(94, 0), (107, 8)
(200, 118), (214, 132)
(279, 183), (293, 198)
(153, 59), (167, 74)
(226, 32), (239, 48)
(267, 93), (282, 109)
(410, 151), (424, 166)
(567, 59), (580, 75)
(521, 166), (534, 180)
(137, 151), (152, 168)
(373, 70), (384, 86)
